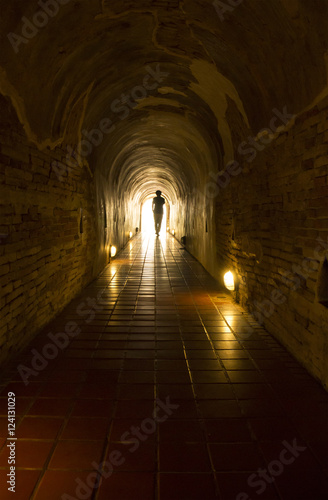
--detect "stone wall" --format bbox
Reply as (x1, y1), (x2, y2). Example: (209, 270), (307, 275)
(0, 97), (97, 365)
(214, 96), (328, 388)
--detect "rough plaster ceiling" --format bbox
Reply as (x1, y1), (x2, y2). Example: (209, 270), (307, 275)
(0, 0), (327, 199)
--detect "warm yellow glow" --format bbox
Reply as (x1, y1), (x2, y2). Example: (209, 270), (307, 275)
(167, 227), (170, 231)
(172, 229), (175, 235)
(224, 271), (235, 291)
(111, 246), (117, 257)
(141, 198), (167, 236)
(129, 231), (133, 238)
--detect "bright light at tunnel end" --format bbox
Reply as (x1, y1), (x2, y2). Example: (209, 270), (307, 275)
(141, 198), (167, 236)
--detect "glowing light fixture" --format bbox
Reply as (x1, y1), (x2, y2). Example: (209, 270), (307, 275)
(129, 231), (133, 238)
(224, 271), (235, 291)
(110, 246), (117, 258)
(172, 229), (175, 235)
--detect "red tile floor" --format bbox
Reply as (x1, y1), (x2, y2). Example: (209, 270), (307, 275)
(0, 233), (328, 500)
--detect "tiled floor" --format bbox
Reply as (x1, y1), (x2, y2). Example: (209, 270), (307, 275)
(0, 233), (328, 500)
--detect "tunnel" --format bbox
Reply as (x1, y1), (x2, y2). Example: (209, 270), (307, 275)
(0, 0), (328, 498)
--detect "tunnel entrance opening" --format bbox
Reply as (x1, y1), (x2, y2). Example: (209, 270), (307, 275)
(141, 198), (167, 237)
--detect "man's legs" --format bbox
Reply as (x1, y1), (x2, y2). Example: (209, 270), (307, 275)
(153, 213), (163, 234)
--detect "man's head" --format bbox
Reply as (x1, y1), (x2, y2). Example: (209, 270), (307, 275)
(156, 190), (162, 196)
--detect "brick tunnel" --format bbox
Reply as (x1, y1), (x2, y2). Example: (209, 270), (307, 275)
(0, 1), (328, 499)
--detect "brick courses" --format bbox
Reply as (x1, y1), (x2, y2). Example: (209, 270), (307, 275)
(215, 97), (328, 388)
(0, 106), (97, 366)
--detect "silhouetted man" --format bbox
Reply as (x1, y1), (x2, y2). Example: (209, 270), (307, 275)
(152, 190), (165, 235)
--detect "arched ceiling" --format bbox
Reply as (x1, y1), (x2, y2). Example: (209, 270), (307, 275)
(0, 0), (327, 201)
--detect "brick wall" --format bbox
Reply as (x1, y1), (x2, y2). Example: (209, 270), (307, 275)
(214, 96), (328, 388)
(0, 97), (97, 365)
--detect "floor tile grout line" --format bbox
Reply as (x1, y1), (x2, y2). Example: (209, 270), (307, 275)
(93, 234), (151, 500)
(29, 234), (144, 500)
(92, 234), (156, 500)
(165, 235), (298, 500)
(29, 397), (77, 500)
(164, 236), (222, 499)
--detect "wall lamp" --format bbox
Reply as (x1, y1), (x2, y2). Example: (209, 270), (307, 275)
(129, 231), (133, 238)
(224, 271), (237, 291)
(110, 245), (117, 258)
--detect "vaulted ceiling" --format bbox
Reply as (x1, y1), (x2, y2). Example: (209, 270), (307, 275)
(1, 0), (327, 200)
